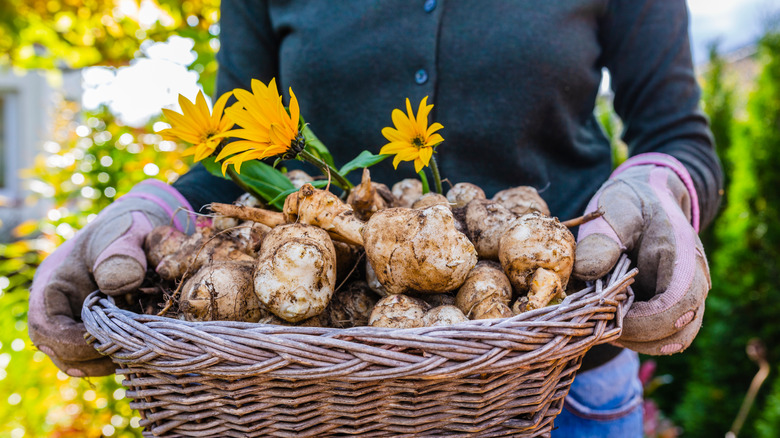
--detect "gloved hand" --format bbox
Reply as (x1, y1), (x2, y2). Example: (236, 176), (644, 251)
(573, 153), (711, 356)
(28, 180), (195, 377)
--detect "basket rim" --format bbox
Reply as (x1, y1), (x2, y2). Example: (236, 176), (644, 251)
(82, 256), (636, 381)
(87, 256), (636, 334)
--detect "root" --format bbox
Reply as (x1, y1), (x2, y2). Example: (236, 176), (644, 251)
(209, 203), (286, 227)
(335, 252), (365, 293)
(156, 224), (257, 317)
(561, 209), (604, 228)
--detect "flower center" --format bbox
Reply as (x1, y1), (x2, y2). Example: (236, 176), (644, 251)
(411, 135), (425, 149)
(283, 132), (307, 159)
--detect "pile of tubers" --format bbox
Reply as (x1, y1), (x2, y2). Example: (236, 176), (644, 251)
(138, 169), (581, 329)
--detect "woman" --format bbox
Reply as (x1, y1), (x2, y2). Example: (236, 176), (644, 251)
(30, 1), (721, 436)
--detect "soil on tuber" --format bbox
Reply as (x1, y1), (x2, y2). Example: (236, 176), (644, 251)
(369, 294), (430, 328)
(179, 261), (268, 322)
(362, 204), (478, 295)
(254, 223), (337, 323)
(499, 212), (576, 310)
(131, 176), (592, 328)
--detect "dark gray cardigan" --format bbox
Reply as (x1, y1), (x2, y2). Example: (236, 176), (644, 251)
(174, 0), (723, 369)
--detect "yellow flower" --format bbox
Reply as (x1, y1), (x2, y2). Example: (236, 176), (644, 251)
(159, 90), (234, 162)
(216, 78), (302, 174)
(379, 96), (444, 173)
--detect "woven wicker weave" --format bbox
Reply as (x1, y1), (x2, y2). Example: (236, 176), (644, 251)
(82, 255), (636, 438)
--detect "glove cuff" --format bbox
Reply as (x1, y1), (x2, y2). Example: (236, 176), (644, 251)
(611, 153), (700, 232)
(117, 179), (196, 234)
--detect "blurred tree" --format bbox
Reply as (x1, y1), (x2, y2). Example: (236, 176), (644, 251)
(0, 0), (220, 94)
(0, 98), (190, 436)
(0, 1), (221, 436)
(668, 32), (780, 437)
(648, 41), (735, 427)
(698, 41), (735, 252)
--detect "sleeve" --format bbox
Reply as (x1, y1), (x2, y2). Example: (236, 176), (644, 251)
(598, 0), (723, 229)
(172, 0), (279, 211)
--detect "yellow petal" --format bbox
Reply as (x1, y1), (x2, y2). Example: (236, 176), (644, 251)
(162, 107), (201, 134)
(231, 154), (248, 174)
(269, 123), (292, 151)
(182, 146), (197, 156)
(222, 126), (270, 142)
(233, 88), (274, 126)
(211, 91), (233, 127)
(405, 98), (415, 122)
(179, 92), (208, 129)
(392, 153), (404, 169)
(275, 101), (295, 137)
(396, 148), (420, 162)
(194, 91), (213, 128)
(391, 108), (414, 134)
(381, 127), (407, 143)
(218, 113), (235, 132)
(159, 127), (201, 145)
(193, 142), (216, 162)
(416, 96), (431, 135)
(418, 146), (433, 167)
(426, 122), (444, 138)
(379, 142), (414, 155)
(251, 77), (272, 94)
(288, 88), (300, 132)
(215, 140), (259, 161)
(213, 91), (233, 114)
(263, 143), (290, 159)
(426, 133), (444, 146)
(414, 158), (425, 173)
(267, 78), (279, 94)
(224, 107), (270, 134)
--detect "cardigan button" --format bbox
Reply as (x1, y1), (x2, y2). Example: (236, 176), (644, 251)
(414, 69), (428, 85)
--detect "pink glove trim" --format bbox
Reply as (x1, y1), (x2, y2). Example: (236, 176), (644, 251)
(92, 211), (152, 272)
(577, 189), (624, 248)
(611, 153), (700, 232)
(138, 179), (194, 214)
(660, 343), (683, 354)
(675, 310), (695, 329)
(121, 192), (188, 232)
(625, 169), (696, 318)
(115, 180), (196, 233)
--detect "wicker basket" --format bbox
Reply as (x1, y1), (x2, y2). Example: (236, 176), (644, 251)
(82, 255), (636, 438)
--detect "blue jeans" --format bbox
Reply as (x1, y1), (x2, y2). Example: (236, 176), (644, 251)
(552, 349), (644, 438)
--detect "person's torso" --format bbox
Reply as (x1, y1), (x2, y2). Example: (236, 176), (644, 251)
(266, 0), (614, 220)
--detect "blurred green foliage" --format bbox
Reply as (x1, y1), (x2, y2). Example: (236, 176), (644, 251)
(4, 1), (780, 437)
(0, 102), (191, 436)
(0, 1), (219, 436)
(0, 0), (220, 95)
(650, 33), (780, 437)
(595, 92), (628, 169)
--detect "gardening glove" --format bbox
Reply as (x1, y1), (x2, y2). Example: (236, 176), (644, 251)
(28, 180), (196, 377)
(573, 153), (711, 356)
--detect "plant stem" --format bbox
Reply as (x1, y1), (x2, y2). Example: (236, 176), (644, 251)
(418, 170), (430, 194)
(226, 166), (266, 202)
(430, 155), (443, 194)
(299, 149), (354, 191)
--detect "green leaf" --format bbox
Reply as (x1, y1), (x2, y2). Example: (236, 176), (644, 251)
(339, 151), (390, 177)
(201, 156), (231, 180)
(201, 156), (295, 210)
(302, 123), (336, 168)
(239, 161), (297, 191)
